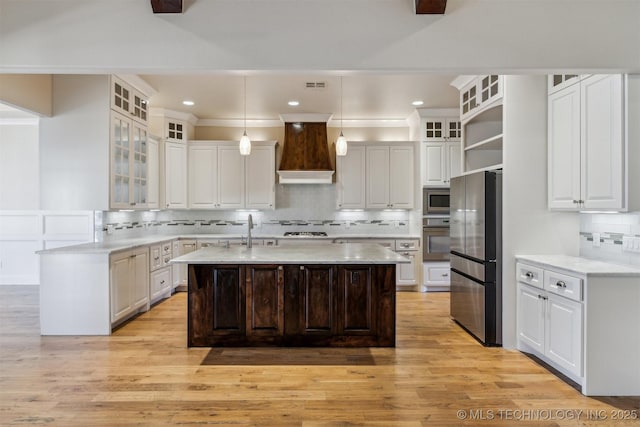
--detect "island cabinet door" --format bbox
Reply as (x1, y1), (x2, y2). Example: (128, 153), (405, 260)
(245, 265), (285, 338)
(297, 265), (337, 336)
(188, 265), (246, 346)
(337, 266), (376, 336)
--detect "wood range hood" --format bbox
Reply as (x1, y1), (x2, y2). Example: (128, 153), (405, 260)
(277, 114), (335, 184)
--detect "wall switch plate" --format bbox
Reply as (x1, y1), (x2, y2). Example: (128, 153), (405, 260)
(622, 236), (640, 253)
(106, 224), (114, 235)
(592, 232), (601, 247)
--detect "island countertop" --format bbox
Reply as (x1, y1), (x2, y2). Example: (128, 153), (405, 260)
(172, 242), (410, 265)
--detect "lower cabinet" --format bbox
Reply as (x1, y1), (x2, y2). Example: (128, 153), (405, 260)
(517, 281), (582, 378)
(188, 263), (396, 347)
(110, 247), (150, 325)
(422, 261), (451, 292)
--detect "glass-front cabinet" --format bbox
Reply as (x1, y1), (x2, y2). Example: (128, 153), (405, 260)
(111, 112), (148, 209)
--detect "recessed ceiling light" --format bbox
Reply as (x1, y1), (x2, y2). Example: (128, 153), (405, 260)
(182, 100), (195, 106)
(288, 100), (300, 106)
(412, 100), (424, 106)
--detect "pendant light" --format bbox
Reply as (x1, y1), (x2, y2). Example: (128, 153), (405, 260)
(239, 76), (251, 155)
(335, 76), (348, 156)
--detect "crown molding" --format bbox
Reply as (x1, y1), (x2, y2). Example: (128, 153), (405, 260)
(150, 107), (199, 125)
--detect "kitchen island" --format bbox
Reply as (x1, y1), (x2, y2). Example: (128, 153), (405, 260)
(172, 243), (409, 347)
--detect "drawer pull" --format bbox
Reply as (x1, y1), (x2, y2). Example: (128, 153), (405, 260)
(525, 271), (533, 278)
(160, 280), (165, 284)
(556, 280), (567, 288)
(441, 273), (449, 277)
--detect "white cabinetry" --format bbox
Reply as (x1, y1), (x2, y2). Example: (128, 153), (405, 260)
(516, 257), (640, 396)
(458, 75), (503, 123)
(422, 141), (461, 186)
(146, 136), (160, 209)
(149, 241), (172, 304)
(422, 117), (461, 142)
(548, 74), (637, 211)
(110, 112), (149, 209)
(336, 144), (366, 209)
(188, 141), (276, 210)
(395, 239), (419, 287)
(110, 247), (149, 325)
(163, 141), (188, 209)
(245, 143), (276, 209)
(517, 263), (583, 379)
(111, 75), (148, 125)
(366, 143), (414, 209)
(451, 75), (504, 175)
(422, 262), (451, 292)
(173, 239), (197, 290)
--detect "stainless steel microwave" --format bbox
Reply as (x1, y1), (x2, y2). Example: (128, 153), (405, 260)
(423, 187), (450, 215)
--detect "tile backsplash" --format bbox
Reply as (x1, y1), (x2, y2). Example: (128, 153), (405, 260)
(99, 184), (416, 241)
(579, 212), (640, 267)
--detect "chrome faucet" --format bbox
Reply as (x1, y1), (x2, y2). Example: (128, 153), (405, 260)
(247, 214), (254, 248)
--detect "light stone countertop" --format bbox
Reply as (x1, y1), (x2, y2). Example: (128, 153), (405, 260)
(36, 234), (420, 255)
(516, 255), (640, 277)
(171, 243), (410, 265)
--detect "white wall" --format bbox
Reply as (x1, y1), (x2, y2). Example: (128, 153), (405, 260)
(0, 120), (39, 209)
(39, 75), (110, 210)
(0, 0), (638, 73)
(501, 75), (580, 349)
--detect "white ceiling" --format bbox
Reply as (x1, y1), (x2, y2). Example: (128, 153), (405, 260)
(140, 73), (460, 122)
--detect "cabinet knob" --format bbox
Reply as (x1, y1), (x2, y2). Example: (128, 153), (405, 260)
(556, 280), (567, 288)
(300, 266), (305, 271)
(160, 280), (165, 284)
(278, 266), (283, 271)
(442, 273), (449, 277)
(525, 272), (533, 278)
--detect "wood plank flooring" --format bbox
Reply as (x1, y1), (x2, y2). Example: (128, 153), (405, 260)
(1, 286), (638, 426)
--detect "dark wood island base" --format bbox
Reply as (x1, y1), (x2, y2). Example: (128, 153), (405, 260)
(188, 264), (396, 347)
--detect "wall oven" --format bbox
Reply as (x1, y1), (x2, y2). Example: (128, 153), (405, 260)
(423, 188), (450, 215)
(422, 217), (450, 261)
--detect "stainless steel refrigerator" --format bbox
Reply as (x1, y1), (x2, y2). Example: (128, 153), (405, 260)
(449, 170), (502, 346)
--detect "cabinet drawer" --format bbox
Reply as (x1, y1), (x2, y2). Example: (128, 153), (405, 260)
(395, 239), (419, 251)
(544, 270), (582, 302)
(516, 263), (543, 289)
(162, 242), (172, 255)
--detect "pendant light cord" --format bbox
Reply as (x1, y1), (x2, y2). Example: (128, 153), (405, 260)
(340, 76), (343, 133)
(244, 76), (247, 134)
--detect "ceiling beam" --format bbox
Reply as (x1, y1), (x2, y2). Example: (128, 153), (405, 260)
(151, 0), (183, 14)
(415, 0), (447, 14)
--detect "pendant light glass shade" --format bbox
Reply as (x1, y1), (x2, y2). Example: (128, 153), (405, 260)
(336, 131), (348, 156)
(239, 76), (251, 156)
(336, 76), (347, 156)
(239, 131), (251, 155)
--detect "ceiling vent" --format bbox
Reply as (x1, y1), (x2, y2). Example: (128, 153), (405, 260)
(305, 82), (327, 89)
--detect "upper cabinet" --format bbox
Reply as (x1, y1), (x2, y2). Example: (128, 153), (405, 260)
(188, 141), (276, 210)
(111, 76), (149, 125)
(108, 76), (153, 210)
(110, 112), (149, 209)
(451, 76), (504, 176)
(337, 144), (366, 209)
(417, 109), (461, 187)
(149, 109), (196, 144)
(337, 142), (415, 210)
(547, 74), (581, 95)
(548, 74), (639, 211)
(366, 143), (415, 209)
(164, 141), (188, 209)
(458, 75), (503, 123)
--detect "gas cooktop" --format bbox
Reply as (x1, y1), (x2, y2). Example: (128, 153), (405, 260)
(283, 231), (328, 237)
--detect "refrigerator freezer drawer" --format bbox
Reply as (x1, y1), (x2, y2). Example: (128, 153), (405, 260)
(450, 252), (496, 283)
(450, 270), (486, 343)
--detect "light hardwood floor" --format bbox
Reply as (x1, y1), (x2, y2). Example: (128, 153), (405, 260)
(1, 286), (638, 426)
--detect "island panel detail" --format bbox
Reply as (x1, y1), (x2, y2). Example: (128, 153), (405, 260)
(188, 263), (396, 347)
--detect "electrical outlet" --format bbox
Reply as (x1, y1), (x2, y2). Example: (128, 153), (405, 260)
(592, 232), (601, 247)
(106, 224), (114, 235)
